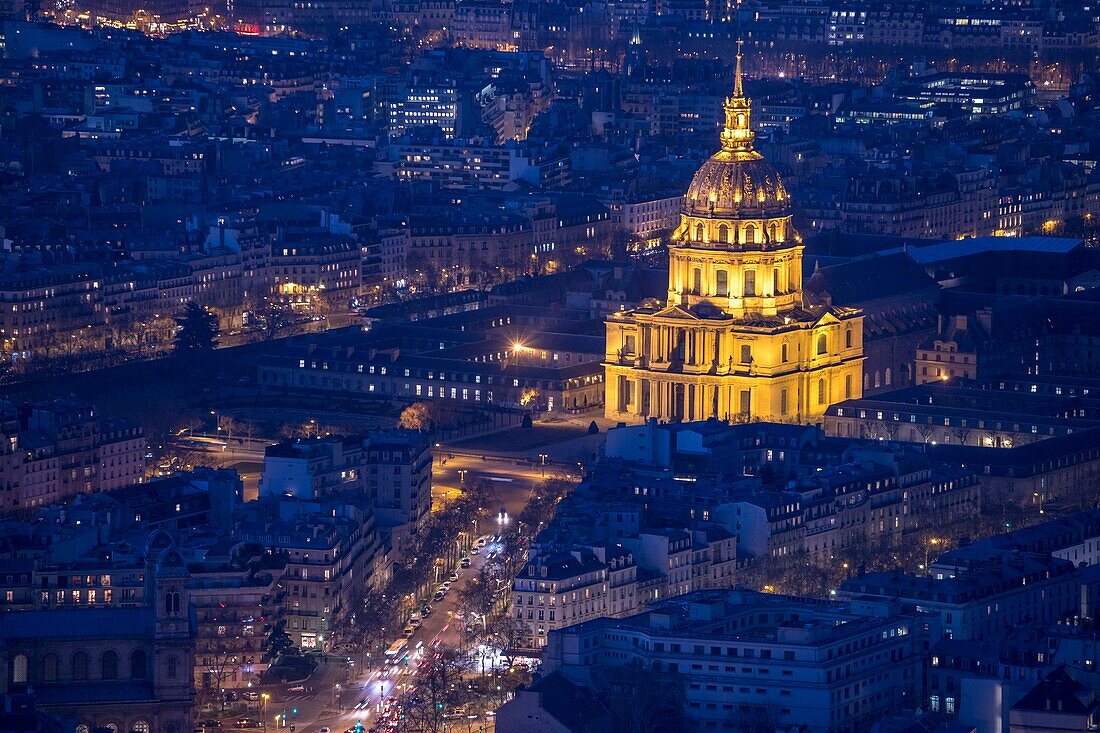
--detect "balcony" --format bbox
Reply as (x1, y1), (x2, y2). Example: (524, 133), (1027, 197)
(614, 352), (646, 368)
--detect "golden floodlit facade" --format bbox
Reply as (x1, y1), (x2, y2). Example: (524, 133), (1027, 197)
(604, 44), (864, 424)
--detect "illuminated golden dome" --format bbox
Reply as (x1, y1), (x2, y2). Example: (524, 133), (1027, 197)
(682, 41), (790, 220)
(683, 152), (789, 218)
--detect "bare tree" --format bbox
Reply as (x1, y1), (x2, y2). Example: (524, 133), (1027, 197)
(594, 662), (687, 733)
(328, 586), (399, 672)
(195, 635), (246, 713)
(728, 703), (780, 733)
(251, 296), (295, 342)
(395, 647), (471, 733)
(485, 612), (527, 670)
(218, 416), (245, 444)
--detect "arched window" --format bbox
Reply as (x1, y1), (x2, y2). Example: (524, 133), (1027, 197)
(845, 375), (852, 399)
(744, 223), (756, 244)
(72, 652), (88, 681)
(104, 724), (119, 733)
(817, 334), (827, 355)
(76, 725), (90, 733)
(133, 721), (150, 733)
(845, 328), (852, 349)
(42, 653), (58, 683)
(130, 650), (148, 680)
(736, 114), (745, 128)
(10, 654), (28, 686)
(781, 343), (789, 363)
(885, 367), (892, 386)
(817, 378), (826, 405)
(694, 223), (704, 242)
(773, 268), (780, 295)
(102, 651), (118, 681)
(743, 270), (756, 297)
(717, 224), (729, 243)
(874, 371), (881, 389)
(165, 590), (181, 615)
(715, 270), (728, 297)
(167, 656), (179, 679)
(692, 268), (702, 294)
(768, 221), (779, 242)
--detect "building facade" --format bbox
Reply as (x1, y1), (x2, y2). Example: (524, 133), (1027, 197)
(604, 45), (864, 424)
(540, 590), (928, 733)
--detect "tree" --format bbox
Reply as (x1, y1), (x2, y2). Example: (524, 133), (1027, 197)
(395, 646), (470, 733)
(218, 416), (246, 445)
(174, 301), (219, 356)
(195, 634), (247, 712)
(457, 566), (498, 621)
(485, 612), (527, 670)
(252, 297), (295, 342)
(519, 388), (540, 408)
(328, 587), (399, 672)
(266, 621), (294, 660)
(594, 662), (687, 733)
(728, 703), (780, 733)
(399, 402), (434, 432)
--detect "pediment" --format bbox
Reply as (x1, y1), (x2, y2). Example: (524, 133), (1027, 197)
(649, 305), (703, 321)
(812, 310), (843, 327)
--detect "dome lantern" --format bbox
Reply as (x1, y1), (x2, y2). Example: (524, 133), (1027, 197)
(720, 39), (755, 154)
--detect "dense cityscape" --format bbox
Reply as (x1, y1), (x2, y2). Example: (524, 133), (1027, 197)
(0, 0), (1099, 730)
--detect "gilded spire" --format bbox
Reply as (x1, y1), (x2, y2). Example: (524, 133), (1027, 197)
(720, 39), (755, 154)
(733, 38), (744, 98)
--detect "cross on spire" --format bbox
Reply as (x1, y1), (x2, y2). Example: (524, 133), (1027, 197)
(734, 38), (744, 99)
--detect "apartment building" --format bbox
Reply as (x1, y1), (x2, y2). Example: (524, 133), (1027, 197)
(0, 400), (146, 512)
(840, 553), (1079, 641)
(536, 589), (929, 733)
(261, 430), (432, 540)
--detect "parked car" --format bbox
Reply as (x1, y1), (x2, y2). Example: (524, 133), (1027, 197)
(422, 604), (433, 616)
(449, 571), (459, 582)
(460, 557), (471, 568)
(433, 591), (445, 602)
(288, 684), (305, 693)
(403, 625), (415, 637)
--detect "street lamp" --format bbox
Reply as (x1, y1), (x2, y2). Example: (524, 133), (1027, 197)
(261, 693), (270, 730)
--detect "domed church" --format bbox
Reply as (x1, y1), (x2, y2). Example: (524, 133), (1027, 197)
(604, 43), (864, 424)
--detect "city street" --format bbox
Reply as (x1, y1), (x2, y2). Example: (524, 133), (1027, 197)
(431, 453), (547, 517)
(218, 537), (504, 733)
(195, 421), (600, 732)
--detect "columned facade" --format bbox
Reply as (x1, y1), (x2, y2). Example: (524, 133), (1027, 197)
(604, 43), (864, 424)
